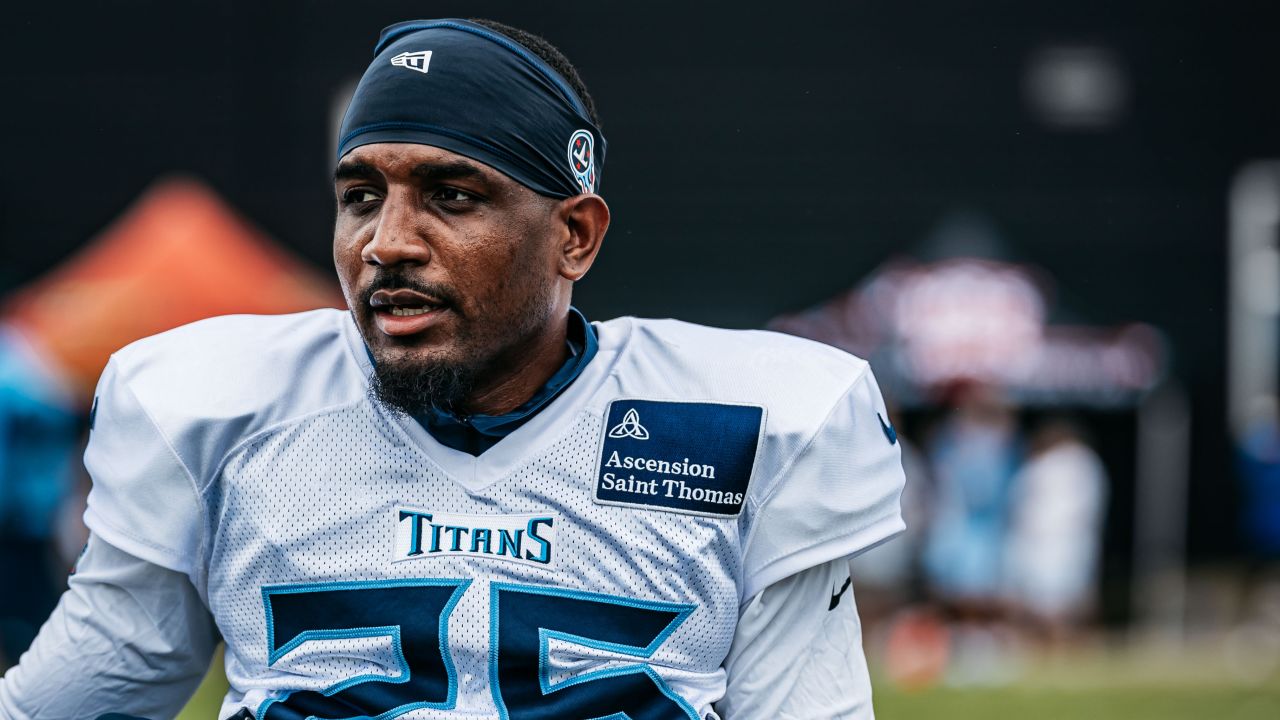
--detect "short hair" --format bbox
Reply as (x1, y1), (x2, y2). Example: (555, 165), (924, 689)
(467, 18), (601, 128)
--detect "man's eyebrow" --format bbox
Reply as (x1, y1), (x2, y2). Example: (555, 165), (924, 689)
(410, 161), (485, 183)
(334, 161), (379, 182)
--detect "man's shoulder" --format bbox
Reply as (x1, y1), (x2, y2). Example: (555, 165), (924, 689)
(595, 316), (874, 481)
(599, 316), (869, 401)
(105, 309), (368, 437)
(118, 306), (337, 348)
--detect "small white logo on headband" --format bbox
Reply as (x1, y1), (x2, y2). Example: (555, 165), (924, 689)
(567, 129), (596, 194)
(391, 50), (433, 74)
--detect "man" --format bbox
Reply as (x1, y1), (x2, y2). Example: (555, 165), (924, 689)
(0, 18), (904, 719)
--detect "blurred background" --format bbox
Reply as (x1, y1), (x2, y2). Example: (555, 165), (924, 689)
(1, 1), (1278, 717)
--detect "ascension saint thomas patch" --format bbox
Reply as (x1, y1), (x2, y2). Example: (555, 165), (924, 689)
(594, 399), (765, 518)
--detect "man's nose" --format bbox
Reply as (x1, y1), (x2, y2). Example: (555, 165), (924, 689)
(361, 196), (432, 267)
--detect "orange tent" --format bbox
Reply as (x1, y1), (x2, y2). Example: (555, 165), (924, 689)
(3, 177), (344, 403)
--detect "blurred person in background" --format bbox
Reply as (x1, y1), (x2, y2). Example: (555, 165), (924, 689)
(1239, 399), (1280, 561)
(922, 381), (1021, 683)
(0, 326), (80, 666)
(1004, 417), (1109, 647)
(1236, 398), (1280, 637)
(923, 381), (1020, 611)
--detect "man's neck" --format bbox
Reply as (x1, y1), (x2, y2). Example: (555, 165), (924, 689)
(459, 313), (570, 417)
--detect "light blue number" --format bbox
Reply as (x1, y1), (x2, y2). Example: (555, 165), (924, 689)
(490, 582), (698, 720)
(259, 578), (468, 720)
(261, 579), (696, 720)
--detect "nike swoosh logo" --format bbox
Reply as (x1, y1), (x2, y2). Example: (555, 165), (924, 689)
(829, 576), (852, 610)
(877, 412), (898, 445)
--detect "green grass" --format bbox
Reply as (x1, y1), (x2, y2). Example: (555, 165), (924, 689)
(873, 639), (1280, 720)
(876, 684), (1280, 720)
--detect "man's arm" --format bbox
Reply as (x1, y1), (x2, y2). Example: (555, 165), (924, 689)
(2, 347), (221, 717)
(0, 534), (218, 719)
(716, 559), (874, 720)
(726, 362), (905, 718)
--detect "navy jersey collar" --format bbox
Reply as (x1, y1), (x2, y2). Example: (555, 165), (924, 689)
(415, 307), (597, 455)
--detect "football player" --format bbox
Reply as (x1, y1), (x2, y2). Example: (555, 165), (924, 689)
(0, 18), (904, 719)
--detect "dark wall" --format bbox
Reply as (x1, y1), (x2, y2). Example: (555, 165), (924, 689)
(2, 0), (1277, 557)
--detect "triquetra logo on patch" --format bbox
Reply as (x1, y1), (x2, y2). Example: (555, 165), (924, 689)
(608, 408), (649, 440)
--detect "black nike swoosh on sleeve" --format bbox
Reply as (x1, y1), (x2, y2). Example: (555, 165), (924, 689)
(829, 576), (852, 610)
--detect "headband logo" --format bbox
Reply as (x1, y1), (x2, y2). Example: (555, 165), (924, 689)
(390, 50), (433, 74)
(567, 129), (596, 194)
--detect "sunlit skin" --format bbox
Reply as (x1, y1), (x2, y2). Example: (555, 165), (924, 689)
(333, 142), (610, 416)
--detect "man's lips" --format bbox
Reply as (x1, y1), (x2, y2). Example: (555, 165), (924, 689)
(368, 288), (451, 337)
(369, 288), (448, 310)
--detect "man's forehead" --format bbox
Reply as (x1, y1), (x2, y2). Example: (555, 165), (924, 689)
(336, 142), (502, 180)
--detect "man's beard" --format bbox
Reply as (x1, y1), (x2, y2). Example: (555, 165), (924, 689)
(357, 266), (558, 418)
(358, 268), (479, 417)
(369, 354), (478, 417)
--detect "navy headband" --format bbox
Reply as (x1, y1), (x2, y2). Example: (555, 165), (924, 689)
(338, 19), (605, 198)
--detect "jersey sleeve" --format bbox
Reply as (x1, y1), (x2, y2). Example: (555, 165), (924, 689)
(0, 533), (218, 719)
(82, 355), (205, 576)
(716, 559), (874, 719)
(741, 366), (905, 599)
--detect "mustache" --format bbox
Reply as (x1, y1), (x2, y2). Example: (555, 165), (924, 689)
(358, 269), (462, 313)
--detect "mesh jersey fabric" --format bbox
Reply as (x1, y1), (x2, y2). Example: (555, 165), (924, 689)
(81, 309), (905, 718)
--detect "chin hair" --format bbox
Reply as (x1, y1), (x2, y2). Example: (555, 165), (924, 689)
(368, 356), (478, 418)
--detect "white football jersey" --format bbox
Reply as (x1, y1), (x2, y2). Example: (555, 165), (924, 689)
(82, 309), (904, 719)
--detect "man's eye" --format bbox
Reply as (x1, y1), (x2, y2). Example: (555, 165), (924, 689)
(435, 187), (476, 203)
(342, 188), (381, 204)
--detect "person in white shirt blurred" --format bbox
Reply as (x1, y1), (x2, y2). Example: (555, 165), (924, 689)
(1005, 417), (1108, 643)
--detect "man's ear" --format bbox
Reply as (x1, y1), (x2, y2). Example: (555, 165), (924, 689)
(557, 193), (610, 281)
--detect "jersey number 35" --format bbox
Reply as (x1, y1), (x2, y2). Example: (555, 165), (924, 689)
(259, 578), (700, 720)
